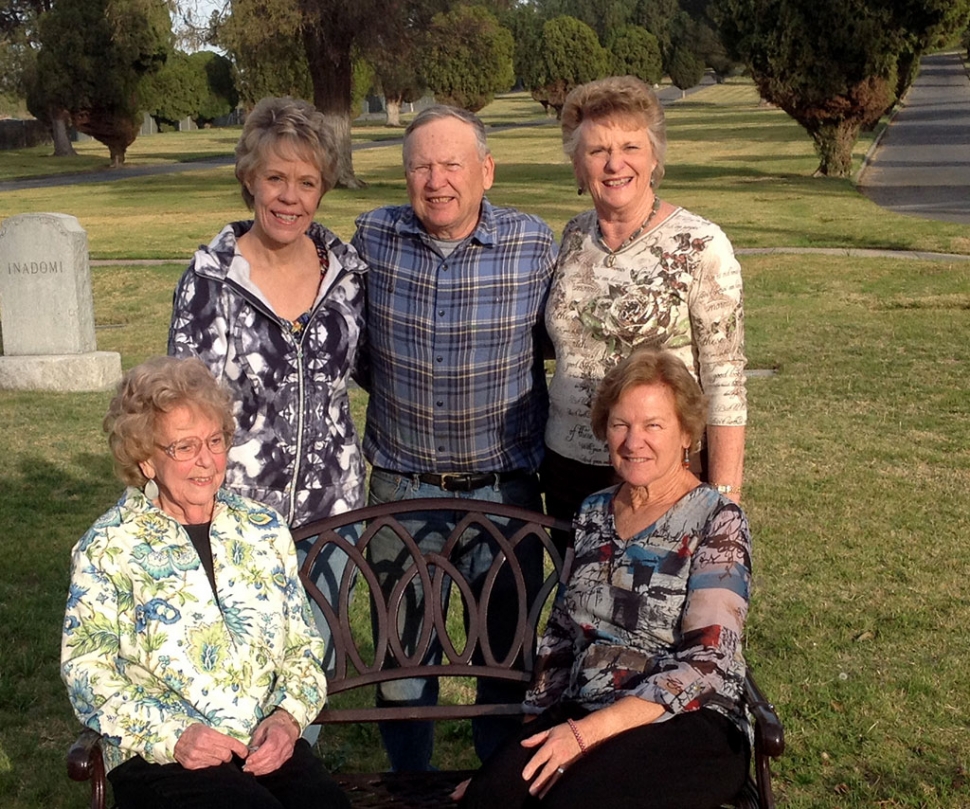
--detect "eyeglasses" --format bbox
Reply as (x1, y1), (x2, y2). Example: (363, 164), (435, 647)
(156, 432), (233, 462)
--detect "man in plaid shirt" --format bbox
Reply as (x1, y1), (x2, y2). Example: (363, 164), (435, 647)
(351, 105), (557, 773)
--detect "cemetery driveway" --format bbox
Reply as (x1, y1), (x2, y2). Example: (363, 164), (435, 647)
(858, 51), (970, 225)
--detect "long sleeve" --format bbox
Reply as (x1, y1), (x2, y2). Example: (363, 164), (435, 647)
(526, 487), (750, 736)
(630, 503), (751, 715)
(262, 525), (329, 730)
(687, 228), (746, 427)
(61, 521), (209, 766)
(62, 490), (331, 772)
(523, 586), (576, 712)
(167, 262), (230, 372)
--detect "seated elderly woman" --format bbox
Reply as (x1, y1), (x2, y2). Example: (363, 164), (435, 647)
(61, 356), (349, 809)
(460, 349), (752, 809)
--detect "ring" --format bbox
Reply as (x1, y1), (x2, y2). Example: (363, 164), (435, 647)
(556, 767), (565, 775)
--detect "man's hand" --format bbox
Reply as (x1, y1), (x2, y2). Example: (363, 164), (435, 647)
(174, 724), (250, 770)
(242, 709), (301, 776)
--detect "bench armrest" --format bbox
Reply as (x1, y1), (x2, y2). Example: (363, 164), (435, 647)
(66, 728), (106, 809)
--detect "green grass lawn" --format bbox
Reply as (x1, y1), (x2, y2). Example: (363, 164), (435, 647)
(1, 82), (970, 808)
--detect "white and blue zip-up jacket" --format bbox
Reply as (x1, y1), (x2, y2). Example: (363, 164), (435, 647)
(168, 221), (367, 527)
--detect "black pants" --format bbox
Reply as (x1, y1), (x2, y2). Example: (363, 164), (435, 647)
(539, 448), (619, 556)
(108, 739), (350, 809)
(460, 705), (749, 809)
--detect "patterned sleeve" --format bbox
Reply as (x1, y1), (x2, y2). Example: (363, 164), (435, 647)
(631, 503), (751, 714)
(688, 227), (746, 426)
(167, 264), (229, 377)
(263, 524), (329, 729)
(522, 586), (575, 713)
(61, 528), (205, 764)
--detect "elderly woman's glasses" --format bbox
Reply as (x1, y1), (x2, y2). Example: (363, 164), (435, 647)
(157, 432), (233, 461)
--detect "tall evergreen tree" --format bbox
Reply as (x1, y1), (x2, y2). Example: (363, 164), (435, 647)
(29, 0), (171, 166)
(716, 0), (970, 176)
(421, 5), (515, 112)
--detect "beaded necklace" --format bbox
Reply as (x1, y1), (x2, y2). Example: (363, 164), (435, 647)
(599, 195), (662, 268)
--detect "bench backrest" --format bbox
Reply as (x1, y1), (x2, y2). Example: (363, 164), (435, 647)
(289, 498), (572, 725)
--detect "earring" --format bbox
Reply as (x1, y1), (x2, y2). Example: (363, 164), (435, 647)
(577, 186), (585, 195)
(144, 478), (159, 500)
(682, 448), (690, 469)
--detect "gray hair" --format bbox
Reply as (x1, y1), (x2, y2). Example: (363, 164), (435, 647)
(403, 105), (490, 167)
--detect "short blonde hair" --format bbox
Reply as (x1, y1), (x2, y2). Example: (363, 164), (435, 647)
(561, 76), (667, 187)
(591, 349), (707, 452)
(235, 96), (338, 208)
(103, 357), (235, 487)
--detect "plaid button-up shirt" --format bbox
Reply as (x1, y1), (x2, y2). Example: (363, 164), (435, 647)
(352, 200), (556, 474)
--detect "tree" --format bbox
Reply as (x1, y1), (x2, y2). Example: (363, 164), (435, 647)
(634, 0), (678, 66)
(189, 50), (238, 127)
(140, 49), (239, 130)
(140, 49), (204, 130)
(1, 0), (76, 154)
(667, 44), (704, 97)
(529, 0), (637, 45)
(370, 47), (426, 127)
(421, 5), (515, 112)
(215, 0), (312, 105)
(221, 0), (452, 189)
(715, 0), (970, 177)
(530, 16), (609, 116)
(608, 25), (663, 85)
(30, 0), (171, 166)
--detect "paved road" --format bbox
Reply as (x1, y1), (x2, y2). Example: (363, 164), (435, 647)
(858, 51), (970, 225)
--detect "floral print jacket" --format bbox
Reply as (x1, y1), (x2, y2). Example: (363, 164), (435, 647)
(524, 485), (752, 743)
(545, 206), (746, 466)
(168, 221), (367, 527)
(61, 487), (328, 772)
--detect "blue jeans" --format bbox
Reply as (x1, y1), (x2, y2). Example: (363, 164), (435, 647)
(367, 469), (544, 771)
(295, 522), (360, 746)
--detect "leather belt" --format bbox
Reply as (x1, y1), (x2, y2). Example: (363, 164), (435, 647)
(375, 468), (530, 492)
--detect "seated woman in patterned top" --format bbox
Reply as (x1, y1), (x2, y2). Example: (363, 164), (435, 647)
(460, 349), (752, 809)
(61, 356), (349, 809)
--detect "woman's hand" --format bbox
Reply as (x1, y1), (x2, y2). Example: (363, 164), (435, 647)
(242, 709), (301, 776)
(520, 723), (584, 798)
(174, 724), (250, 770)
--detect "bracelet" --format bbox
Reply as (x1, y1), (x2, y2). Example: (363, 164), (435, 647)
(566, 718), (588, 756)
(715, 484), (740, 495)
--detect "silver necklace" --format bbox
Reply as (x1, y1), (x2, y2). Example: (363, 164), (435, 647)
(601, 196), (662, 268)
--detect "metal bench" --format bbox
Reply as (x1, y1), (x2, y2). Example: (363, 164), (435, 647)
(68, 498), (784, 808)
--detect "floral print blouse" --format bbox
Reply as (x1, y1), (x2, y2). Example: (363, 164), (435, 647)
(545, 206), (746, 466)
(524, 484), (752, 742)
(61, 487), (328, 772)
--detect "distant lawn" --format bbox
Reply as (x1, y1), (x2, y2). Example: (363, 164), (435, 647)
(1, 84), (967, 258)
(2, 81), (970, 809)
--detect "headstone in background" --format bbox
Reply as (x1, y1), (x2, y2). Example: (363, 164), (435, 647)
(0, 212), (122, 391)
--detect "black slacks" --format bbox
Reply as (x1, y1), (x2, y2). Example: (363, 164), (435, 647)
(108, 739), (350, 809)
(460, 704), (749, 809)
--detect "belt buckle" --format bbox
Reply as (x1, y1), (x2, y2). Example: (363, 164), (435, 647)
(439, 473), (471, 492)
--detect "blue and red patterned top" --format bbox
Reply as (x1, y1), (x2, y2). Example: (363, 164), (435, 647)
(524, 483), (752, 743)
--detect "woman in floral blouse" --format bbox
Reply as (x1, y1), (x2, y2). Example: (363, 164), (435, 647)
(542, 76), (746, 548)
(460, 350), (751, 809)
(61, 357), (348, 809)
